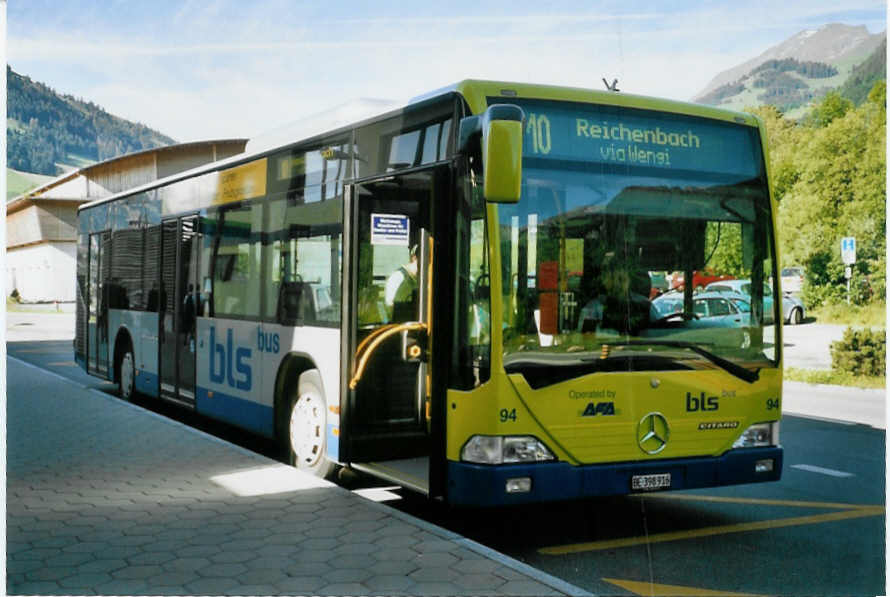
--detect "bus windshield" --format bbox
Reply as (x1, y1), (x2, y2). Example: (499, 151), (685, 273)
(496, 99), (778, 380)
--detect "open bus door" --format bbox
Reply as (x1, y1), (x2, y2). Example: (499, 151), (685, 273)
(340, 166), (451, 498)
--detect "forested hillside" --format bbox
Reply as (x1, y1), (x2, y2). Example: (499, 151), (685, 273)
(6, 66), (175, 176)
(838, 38), (887, 105)
(694, 25), (885, 115)
(747, 82), (886, 309)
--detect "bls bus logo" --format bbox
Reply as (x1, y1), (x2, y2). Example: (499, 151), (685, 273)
(209, 327), (252, 391)
(582, 402), (615, 416)
(257, 328), (280, 354)
(686, 392), (719, 412)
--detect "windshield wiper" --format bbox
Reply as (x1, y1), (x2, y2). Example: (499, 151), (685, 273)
(503, 350), (695, 389)
(598, 341), (760, 384)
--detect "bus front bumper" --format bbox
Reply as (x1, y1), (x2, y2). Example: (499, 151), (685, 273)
(446, 446), (783, 507)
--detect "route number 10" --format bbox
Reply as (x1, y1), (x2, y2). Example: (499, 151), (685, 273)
(526, 113), (551, 155)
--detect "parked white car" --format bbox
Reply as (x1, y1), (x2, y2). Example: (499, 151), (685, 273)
(781, 266), (805, 294)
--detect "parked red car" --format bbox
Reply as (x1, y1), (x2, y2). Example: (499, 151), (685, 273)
(670, 269), (734, 291)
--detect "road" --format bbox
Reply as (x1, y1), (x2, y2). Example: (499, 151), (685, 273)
(7, 335), (886, 597)
(780, 320), (851, 370)
(388, 414), (885, 596)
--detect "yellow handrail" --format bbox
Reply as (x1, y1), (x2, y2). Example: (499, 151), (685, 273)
(349, 321), (427, 390)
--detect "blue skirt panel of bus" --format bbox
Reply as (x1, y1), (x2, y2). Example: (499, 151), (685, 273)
(446, 447), (783, 507)
(135, 370), (158, 396)
(196, 387), (276, 438)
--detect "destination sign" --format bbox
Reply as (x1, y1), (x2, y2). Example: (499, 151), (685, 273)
(511, 99), (760, 178)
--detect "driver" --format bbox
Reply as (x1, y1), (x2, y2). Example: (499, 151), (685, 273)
(579, 259), (651, 335)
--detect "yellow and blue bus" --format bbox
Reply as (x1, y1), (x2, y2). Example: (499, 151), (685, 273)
(75, 80), (783, 506)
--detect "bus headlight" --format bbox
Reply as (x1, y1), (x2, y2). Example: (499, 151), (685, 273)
(732, 422), (779, 448)
(461, 435), (556, 464)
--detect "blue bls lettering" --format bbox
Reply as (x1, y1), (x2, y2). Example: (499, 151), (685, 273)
(209, 327), (252, 391)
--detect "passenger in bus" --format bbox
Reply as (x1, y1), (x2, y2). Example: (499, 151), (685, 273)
(384, 245), (418, 321)
(182, 284), (197, 349)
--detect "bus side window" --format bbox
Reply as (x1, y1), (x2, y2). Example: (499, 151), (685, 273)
(213, 204), (262, 319)
(264, 195), (343, 325)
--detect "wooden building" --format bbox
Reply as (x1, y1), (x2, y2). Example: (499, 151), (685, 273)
(6, 140), (247, 303)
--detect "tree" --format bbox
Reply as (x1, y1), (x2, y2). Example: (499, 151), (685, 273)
(774, 82), (885, 307)
(810, 90), (853, 127)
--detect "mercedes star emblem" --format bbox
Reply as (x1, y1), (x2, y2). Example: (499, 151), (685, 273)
(638, 412), (670, 454)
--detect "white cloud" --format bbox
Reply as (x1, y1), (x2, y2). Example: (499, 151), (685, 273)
(8, 2), (886, 141)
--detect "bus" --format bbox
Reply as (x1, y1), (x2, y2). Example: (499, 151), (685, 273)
(75, 80), (783, 507)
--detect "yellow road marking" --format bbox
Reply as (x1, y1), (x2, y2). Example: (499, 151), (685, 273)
(603, 577), (762, 596)
(47, 362), (76, 367)
(540, 500), (884, 555)
(636, 493), (877, 510)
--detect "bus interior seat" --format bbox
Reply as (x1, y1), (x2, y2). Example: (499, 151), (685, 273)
(279, 281), (316, 322)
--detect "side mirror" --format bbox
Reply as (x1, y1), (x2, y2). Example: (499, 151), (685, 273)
(458, 104), (524, 203)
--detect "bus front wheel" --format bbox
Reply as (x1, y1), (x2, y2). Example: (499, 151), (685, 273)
(286, 370), (337, 479)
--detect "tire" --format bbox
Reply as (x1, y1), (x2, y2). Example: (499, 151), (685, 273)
(286, 370), (337, 479)
(117, 342), (136, 401)
(790, 308), (803, 325)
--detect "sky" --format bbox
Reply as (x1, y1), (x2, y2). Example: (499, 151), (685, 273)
(7, 1), (888, 143)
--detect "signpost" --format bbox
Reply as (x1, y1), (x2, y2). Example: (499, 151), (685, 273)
(841, 237), (856, 304)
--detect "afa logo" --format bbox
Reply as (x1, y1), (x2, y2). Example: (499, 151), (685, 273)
(582, 401), (615, 416)
(209, 327), (252, 391)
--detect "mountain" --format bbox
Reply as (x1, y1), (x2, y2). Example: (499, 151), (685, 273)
(6, 66), (176, 178)
(693, 24), (886, 113)
(837, 37), (887, 105)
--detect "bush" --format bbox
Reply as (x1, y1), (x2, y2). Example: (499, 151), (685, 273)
(830, 327), (886, 377)
(801, 281), (845, 310)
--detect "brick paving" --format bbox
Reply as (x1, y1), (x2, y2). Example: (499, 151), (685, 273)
(6, 356), (587, 596)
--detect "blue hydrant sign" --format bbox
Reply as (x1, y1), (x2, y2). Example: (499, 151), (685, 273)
(371, 213), (410, 246)
(841, 237), (856, 265)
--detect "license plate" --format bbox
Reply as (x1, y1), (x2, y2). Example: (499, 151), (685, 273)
(631, 473), (671, 491)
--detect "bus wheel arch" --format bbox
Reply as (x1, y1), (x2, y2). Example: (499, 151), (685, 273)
(113, 329), (136, 401)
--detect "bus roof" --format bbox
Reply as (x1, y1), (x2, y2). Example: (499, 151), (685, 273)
(79, 79), (762, 213)
(415, 79), (762, 128)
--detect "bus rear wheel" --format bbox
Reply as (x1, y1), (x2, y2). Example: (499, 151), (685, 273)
(286, 370), (337, 479)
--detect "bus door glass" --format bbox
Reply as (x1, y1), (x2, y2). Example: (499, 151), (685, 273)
(342, 170), (436, 463)
(159, 216), (200, 406)
(87, 231), (110, 376)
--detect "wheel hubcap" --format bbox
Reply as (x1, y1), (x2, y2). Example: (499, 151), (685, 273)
(121, 353), (134, 398)
(289, 394), (324, 467)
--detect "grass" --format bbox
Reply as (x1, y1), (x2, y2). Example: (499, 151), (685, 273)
(784, 367), (885, 390)
(6, 168), (53, 201)
(6, 297), (70, 313)
(808, 301), (886, 327)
